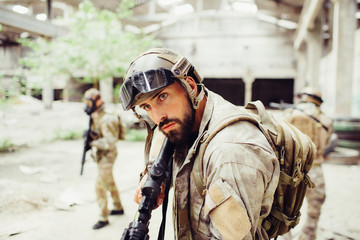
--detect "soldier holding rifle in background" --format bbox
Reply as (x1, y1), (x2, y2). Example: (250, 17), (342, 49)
(83, 88), (125, 230)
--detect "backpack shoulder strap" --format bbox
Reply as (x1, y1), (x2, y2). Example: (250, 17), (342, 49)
(245, 100), (278, 135)
(294, 107), (330, 132)
(191, 113), (260, 196)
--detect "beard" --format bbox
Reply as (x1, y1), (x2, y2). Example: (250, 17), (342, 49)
(158, 97), (195, 147)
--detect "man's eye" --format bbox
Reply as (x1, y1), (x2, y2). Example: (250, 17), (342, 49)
(159, 93), (167, 101)
(142, 105), (151, 111)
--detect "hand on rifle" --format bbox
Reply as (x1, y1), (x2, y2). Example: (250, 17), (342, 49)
(89, 130), (100, 140)
(134, 172), (166, 209)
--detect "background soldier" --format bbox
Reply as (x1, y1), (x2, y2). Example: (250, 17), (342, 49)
(83, 88), (125, 230)
(285, 87), (333, 240)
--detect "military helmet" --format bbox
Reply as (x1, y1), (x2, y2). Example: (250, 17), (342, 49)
(84, 88), (101, 100)
(299, 87), (323, 106)
(119, 48), (204, 111)
(84, 88), (102, 115)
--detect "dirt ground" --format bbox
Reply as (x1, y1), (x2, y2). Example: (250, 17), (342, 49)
(0, 98), (360, 240)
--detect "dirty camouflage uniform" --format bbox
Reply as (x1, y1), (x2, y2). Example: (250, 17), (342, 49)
(286, 102), (333, 240)
(90, 106), (124, 222)
(169, 90), (280, 240)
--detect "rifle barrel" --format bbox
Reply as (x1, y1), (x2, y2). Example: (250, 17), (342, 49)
(80, 117), (93, 176)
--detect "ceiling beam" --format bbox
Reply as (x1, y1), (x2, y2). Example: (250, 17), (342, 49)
(293, 0), (325, 50)
(0, 5), (67, 38)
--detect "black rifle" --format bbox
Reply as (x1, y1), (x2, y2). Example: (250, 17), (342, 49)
(269, 101), (294, 110)
(80, 117), (93, 175)
(121, 138), (175, 240)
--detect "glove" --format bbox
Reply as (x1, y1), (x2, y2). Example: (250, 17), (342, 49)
(89, 130), (100, 140)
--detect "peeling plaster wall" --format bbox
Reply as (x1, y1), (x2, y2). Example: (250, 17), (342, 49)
(157, 15), (296, 80)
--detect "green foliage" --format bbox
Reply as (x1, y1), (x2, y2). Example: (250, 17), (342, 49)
(117, 0), (136, 19)
(0, 74), (23, 106)
(113, 83), (121, 103)
(18, 0), (161, 88)
(0, 73), (41, 109)
(0, 138), (16, 153)
(18, 38), (58, 78)
(12, 74), (27, 95)
(52, 128), (84, 141)
(125, 128), (147, 142)
(51, 127), (146, 142)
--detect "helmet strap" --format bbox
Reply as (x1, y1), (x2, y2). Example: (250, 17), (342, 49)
(179, 79), (205, 109)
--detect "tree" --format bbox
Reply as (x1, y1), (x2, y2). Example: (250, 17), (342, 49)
(19, 0), (160, 103)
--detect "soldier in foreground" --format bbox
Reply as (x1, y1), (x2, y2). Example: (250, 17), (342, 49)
(285, 88), (333, 240)
(119, 48), (280, 239)
(83, 88), (125, 230)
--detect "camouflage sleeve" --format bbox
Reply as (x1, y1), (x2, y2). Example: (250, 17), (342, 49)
(204, 141), (279, 239)
(90, 114), (119, 150)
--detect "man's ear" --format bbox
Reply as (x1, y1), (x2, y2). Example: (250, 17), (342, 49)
(185, 76), (197, 92)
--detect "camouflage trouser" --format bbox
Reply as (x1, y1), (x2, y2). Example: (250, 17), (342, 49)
(96, 161), (123, 221)
(299, 165), (326, 240)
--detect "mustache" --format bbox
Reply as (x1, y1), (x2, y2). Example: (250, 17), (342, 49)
(159, 118), (181, 129)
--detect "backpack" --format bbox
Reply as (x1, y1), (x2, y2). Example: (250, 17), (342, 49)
(191, 100), (316, 238)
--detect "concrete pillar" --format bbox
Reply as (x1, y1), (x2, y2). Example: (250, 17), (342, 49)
(332, 0), (356, 117)
(42, 78), (53, 109)
(306, 19), (322, 89)
(62, 83), (69, 102)
(295, 47), (307, 94)
(243, 69), (254, 105)
(99, 77), (113, 104)
(148, 0), (155, 15)
(353, 29), (360, 117)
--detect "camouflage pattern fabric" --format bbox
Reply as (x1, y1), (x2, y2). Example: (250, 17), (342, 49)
(170, 90), (279, 240)
(298, 165), (325, 240)
(90, 106), (124, 221)
(96, 162), (123, 221)
(285, 102), (333, 164)
(285, 102), (333, 240)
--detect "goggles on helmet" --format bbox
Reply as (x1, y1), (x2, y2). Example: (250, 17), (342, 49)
(301, 93), (323, 104)
(120, 68), (176, 110)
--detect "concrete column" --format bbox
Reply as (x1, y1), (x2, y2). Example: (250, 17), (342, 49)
(62, 82), (69, 102)
(148, 0), (155, 15)
(353, 29), (360, 117)
(295, 46), (307, 94)
(195, 0), (203, 30)
(99, 77), (113, 104)
(42, 78), (53, 109)
(243, 69), (254, 105)
(333, 0), (356, 116)
(306, 19), (322, 89)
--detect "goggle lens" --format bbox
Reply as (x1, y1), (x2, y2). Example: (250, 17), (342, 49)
(120, 68), (175, 110)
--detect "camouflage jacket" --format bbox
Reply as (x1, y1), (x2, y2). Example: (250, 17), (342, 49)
(285, 102), (333, 164)
(172, 90), (280, 240)
(90, 106), (119, 163)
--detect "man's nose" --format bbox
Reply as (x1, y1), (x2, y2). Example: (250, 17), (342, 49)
(151, 107), (167, 125)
